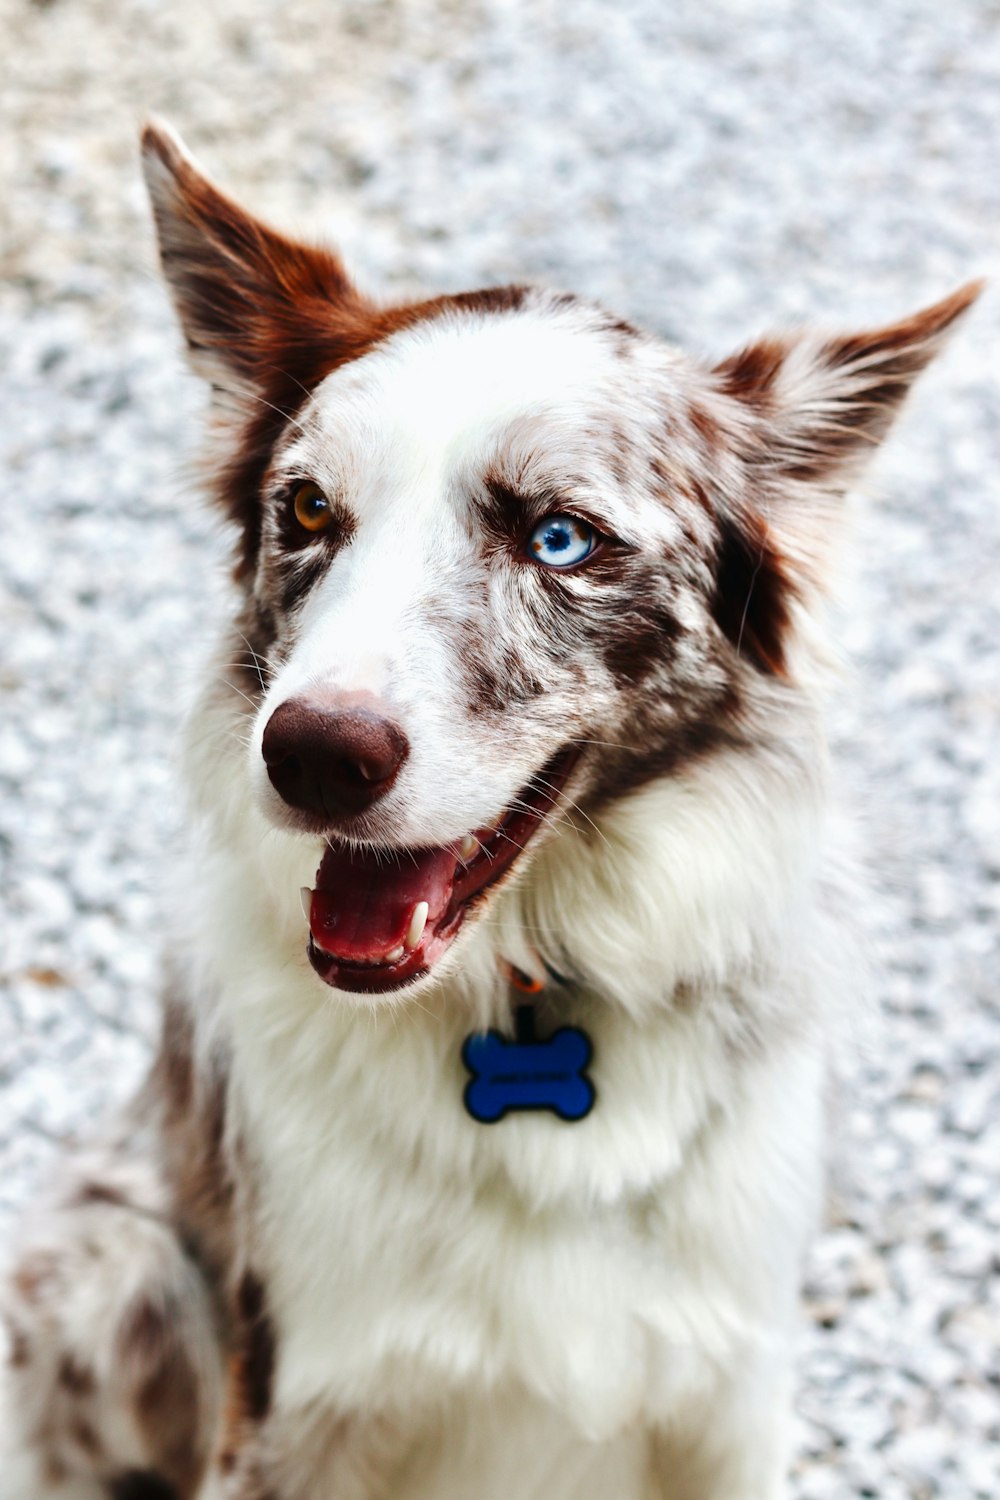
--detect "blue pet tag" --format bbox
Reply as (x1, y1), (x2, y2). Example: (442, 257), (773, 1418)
(462, 1004), (595, 1124)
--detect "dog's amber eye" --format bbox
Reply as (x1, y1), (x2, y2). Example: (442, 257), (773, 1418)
(292, 482), (333, 533)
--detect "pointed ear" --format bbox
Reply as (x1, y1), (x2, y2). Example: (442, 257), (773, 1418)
(141, 119), (378, 400)
(714, 282), (984, 485)
(707, 284), (983, 678)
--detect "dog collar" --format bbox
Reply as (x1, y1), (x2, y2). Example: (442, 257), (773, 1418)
(461, 960), (595, 1125)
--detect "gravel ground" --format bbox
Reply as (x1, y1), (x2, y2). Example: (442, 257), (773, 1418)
(1, 1), (998, 1494)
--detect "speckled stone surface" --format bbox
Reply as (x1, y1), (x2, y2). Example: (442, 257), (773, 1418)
(1, 2), (998, 1494)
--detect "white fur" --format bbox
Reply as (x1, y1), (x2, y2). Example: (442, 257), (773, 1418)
(172, 673), (840, 1498)
(150, 309), (857, 1498)
(247, 311), (696, 851)
(2, 125), (973, 1499)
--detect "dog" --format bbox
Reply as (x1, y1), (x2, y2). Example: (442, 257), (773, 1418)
(0, 121), (980, 1500)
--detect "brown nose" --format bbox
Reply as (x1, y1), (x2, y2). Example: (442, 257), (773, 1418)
(262, 700), (410, 820)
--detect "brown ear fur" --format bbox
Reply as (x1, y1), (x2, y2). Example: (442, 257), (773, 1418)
(711, 282), (983, 675)
(715, 281), (984, 484)
(141, 121), (409, 575)
(140, 120), (397, 393)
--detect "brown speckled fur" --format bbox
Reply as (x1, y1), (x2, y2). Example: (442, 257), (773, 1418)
(0, 122), (980, 1500)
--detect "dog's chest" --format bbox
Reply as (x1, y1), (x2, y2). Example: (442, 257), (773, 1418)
(267, 1150), (675, 1434)
(385, 1387), (653, 1500)
(224, 979), (730, 1434)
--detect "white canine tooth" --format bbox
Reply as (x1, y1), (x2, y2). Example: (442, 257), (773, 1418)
(386, 945), (404, 963)
(459, 834), (478, 861)
(299, 887), (313, 921)
(404, 900), (429, 951)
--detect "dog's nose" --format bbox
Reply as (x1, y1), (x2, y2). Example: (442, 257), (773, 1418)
(262, 700), (410, 819)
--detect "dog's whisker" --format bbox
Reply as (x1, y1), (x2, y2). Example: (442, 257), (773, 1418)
(234, 630), (272, 691)
(258, 362), (316, 409)
(220, 677), (265, 712)
(569, 736), (646, 753)
(237, 385), (311, 438)
(218, 658), (270, 676)
(522, 776), (613, 852)
(556, 801), (612, 851)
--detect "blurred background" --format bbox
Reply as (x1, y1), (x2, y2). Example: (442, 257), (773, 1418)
(1, 1), (998, 1495)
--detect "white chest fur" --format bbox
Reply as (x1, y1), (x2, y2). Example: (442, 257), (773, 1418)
(176, 743), (835, 1493)
(216, 945), (824, 1454)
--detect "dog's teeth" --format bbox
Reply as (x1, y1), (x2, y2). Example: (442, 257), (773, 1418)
(299, 887), (313, 921)
(404, 901), (429, 951)
(458, 834), (478, 861)
(386, 945), (404, 963)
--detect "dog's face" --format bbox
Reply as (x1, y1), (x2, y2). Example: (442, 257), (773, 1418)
(245, 309), (746, 995)
(143, 122), (978, 998)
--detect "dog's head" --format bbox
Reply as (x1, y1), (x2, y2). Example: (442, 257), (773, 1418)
(143, 122), (979, 1001)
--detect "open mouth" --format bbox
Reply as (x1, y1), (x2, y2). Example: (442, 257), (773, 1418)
(303, 746), (578, 995)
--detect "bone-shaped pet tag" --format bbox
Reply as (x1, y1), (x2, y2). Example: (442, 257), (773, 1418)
(462, 1004), (595, 1124)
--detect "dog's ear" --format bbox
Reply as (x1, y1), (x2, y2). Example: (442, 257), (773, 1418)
(708, 284), (982, 676)
(715, 282), (983, 488)
(141, 119), (379, 402)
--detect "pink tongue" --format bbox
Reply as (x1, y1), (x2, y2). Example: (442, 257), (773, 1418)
(309, 841), (459, 961)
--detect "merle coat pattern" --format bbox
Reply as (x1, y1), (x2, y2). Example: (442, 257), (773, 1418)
(0, 123), (980, 1500)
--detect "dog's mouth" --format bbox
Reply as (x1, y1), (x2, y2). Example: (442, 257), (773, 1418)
(303, 747), (579, 995)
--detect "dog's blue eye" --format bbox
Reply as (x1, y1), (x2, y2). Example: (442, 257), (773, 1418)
(527, 515), (596, 569)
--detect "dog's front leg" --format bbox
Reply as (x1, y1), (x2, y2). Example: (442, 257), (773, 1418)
(0, 1127), (225, 1500)
(649, 1354), (793, 1500)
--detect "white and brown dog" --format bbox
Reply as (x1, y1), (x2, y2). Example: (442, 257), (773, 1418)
(0, 123), (980, 1500)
